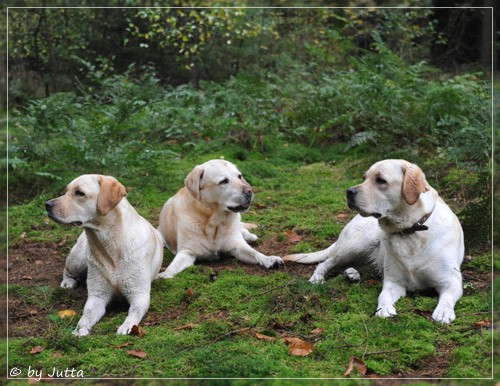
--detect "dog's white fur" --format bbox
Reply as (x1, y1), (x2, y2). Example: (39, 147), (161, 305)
(284, 159), (464, 324)
(46, 175), (163, 336)
(157, 159), (283, 278)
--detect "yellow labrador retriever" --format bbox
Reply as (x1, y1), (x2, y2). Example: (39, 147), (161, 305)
(46, 175), (163, 336)
(157, 159), (283, 278)
(284, 159), (464, 324)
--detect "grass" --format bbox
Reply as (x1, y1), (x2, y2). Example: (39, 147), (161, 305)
(6, 149), (493, 380)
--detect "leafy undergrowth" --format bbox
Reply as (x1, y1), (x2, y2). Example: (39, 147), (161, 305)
(7, 154), (493, 381)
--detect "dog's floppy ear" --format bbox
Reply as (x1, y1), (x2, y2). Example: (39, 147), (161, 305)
(402, 162), (429, 205)
(185, 165), (204, 200)
(97, 175), (127, 216)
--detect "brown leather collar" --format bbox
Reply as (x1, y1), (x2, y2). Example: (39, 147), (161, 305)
(397, 212), (433, 236)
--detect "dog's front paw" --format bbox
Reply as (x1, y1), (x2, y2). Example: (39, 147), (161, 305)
(61, 277), (78, 289)
(158, 270), (175, 279)
(244, 232), (258, 243)
(116, 323), (133, 335)
(344, 267), (361, 282)
(72, 327), (89, 337)
(375, 304), (397, 318)
(309, 272), (325, 284)
(260, 255), (283, 269)
(432, 305), (455, 324)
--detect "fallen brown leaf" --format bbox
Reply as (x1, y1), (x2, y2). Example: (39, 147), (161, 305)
(473, 320), (491, 329)
(129, 325), (146, 337)
(110, 342), (132, 349)
(255, 333), (276, 342)
(413, 309), (433, 320)
(30, 346), (44, 355)
(58, 309), (77, 319)
(365, 279), (381, 286)
(284, 230), (302, 243)
(271, 321), (295, 330)
(127, 349), (147, 359)
(175, 323), (200, 331)
(52, 352), (63, 358)
(283, 337), (314, 356)
(310, 327), (325, 336)
(344, 356), (367, 377)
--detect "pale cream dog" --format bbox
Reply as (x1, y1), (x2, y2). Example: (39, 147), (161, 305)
(284, 159), (464, 324)
(157, 159), (283, 278)
(46, 175), (163, 336)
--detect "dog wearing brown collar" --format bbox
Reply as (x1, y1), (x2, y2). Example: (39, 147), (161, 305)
(284, 159), (464, 324)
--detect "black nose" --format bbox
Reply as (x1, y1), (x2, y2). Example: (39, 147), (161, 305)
(243, 188), (253, 200)
(45, 200), (55, 213)
(346, 187), (357, 200)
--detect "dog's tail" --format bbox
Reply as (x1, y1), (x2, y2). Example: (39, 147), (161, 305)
(283, 249), (330, 264)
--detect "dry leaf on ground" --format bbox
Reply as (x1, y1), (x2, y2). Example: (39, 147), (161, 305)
(58, 309), (77, 319)
(110, 342), (132, 349)
(29, 346), (44, 355)
(129, 325), (145, 337)
(473, 320), (491, 328)
(310, 327), (325, 336)
(127, 349), (148, 359)
(255, 333), (276, 342)
(175, 323), (200, 331)
(344, 356), (367, 377)
(284, 230), (302, 243)
(283, 337), (314, 356)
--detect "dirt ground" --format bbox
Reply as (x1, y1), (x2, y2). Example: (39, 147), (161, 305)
(5, 238), (492, 380)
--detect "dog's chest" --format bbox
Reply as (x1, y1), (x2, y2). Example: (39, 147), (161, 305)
(191, 221), (229, 256)
(384, 236), (435, 290)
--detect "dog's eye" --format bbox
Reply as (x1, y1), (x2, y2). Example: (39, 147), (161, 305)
(75, 190), (86, 197)
(375, 177), (387, 185)
(219, 178), (229, 185)
(238, 174), (242, 180)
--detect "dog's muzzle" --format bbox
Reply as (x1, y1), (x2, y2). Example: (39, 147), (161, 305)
(45, 199), (83, 226)
(346, 187), (382, 219)
(228, 188), (253, 213)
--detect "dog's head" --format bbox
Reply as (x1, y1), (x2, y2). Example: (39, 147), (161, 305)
(346, 159), (430, 220)
(184, 159), (253, 213)
(45, 174), (127, 227)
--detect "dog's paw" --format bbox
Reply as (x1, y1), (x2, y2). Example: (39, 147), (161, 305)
(344, 267), (361, 282)
(309, 273), (325, 285)
(375, 304), (397, 318)
(157, 270), (175, 279)
(72, 327), (89, 337)
(116, 323), (133, 335)
(61, 277), (78, 289)
(260, 255), (283, 268)
(243, 232), (259, 243)
(432, 305), (455, 324)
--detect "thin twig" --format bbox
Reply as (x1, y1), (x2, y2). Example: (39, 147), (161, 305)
(363, 349), (402, 356)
